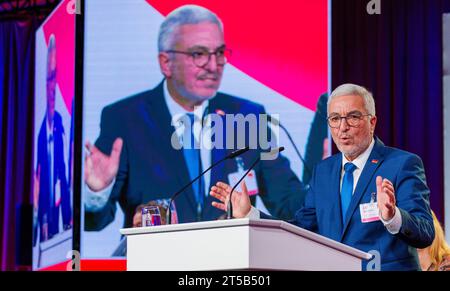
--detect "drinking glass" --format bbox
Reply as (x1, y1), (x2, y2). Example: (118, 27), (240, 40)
(141, 205), (161, 227)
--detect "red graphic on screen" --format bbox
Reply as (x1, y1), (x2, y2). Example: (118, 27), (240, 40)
(43, 0), (75, 115)
(146, 0), (328, 111)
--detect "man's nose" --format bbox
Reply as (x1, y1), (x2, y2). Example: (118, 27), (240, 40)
(205, 54), (219, 71)
(339, 117), (350, 131)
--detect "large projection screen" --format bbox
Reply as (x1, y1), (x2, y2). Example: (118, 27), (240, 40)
(32, 0), (75, 270)
(81, 0), (330, 258)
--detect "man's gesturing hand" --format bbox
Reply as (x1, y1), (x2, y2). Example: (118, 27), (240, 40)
(84, 138), (123, 192)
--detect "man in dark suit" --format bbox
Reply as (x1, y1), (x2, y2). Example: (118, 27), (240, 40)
(211, 83), (435, 270)
(34, 35), (71, 244)
(83, 5), (307, 231)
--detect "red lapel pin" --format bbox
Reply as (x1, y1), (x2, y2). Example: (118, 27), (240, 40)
(215, 109), (225, 116)
(371, 159), (379, 164)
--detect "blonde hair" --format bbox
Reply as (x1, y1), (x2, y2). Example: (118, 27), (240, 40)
(428, 211), (450, 270)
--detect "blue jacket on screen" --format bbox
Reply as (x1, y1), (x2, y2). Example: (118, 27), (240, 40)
(36, 112), (71, 242)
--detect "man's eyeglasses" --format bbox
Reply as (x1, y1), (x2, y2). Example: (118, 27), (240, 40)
(327, 112), (372, 128)
(165, 46), (232, 67)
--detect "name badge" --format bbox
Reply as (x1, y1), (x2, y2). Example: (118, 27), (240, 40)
(359, 193), (380, 223)
(228, 170), (259, 196)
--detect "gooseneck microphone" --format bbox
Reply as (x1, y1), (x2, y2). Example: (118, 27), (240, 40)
(226, 146), (285, 219)
(166, 146), (250, 224)
(197, 105), (210, 221)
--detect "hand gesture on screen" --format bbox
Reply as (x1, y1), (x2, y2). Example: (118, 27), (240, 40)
(84, 138), (123, 192)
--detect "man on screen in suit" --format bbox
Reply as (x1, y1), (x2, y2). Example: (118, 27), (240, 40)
(210, 83), (435, 270)
(83, 5), (308, 231)
(34, 35), (71, 244)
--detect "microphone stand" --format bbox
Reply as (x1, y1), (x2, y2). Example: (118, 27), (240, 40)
(269, 115), (312, 178)
(227, 147), (285, 219)
(226, 157), (261, 219)
(166, 146), (249, 225)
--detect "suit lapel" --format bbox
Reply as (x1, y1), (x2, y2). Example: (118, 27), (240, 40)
(207, 96), (228, 188)
(341, 138), (385, 240)
(329, 154), (344, 240)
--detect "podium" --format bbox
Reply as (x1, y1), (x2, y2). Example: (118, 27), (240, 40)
(120, 218), (372, 271)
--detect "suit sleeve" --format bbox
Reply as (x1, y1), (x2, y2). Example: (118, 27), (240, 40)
(256, 105), (309, 220)
(258, 154), (308, 220)
(36, 124), (45, 242)
(302, 93), (328, 184)
(394, 154), (434, 248)
(84, 105), (129, 231)
(58, 138), (72, 227)
(54, 114), (72, 227)
(289, 166), (318, 232)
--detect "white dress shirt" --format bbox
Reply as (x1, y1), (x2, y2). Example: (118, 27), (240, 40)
(163, 81), (212, 196)
(340, 139), (375, 194)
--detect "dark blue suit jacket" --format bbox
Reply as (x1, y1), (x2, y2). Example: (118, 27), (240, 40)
(36, 112), (71, 241)
(288, 137), (434, 270)
(85, 81), (307, 230)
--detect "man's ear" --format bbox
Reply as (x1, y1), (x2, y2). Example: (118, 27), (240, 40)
(370, 115), (377, 134)
(159, 52), (172, 78)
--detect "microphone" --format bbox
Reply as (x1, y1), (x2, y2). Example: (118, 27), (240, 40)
(227, 147), (250, 159)
(267, 115), (312, 178)
(197, 105), (210, 221)
(166, 146), (250, 224)
(226, 146), (285, 219)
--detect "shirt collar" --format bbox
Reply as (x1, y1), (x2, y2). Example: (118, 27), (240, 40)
(342, 138), (375, 170)
(163, 80), (209, 123)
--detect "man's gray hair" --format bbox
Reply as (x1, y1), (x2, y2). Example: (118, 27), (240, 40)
(158, 5), (223, 52)
(328, 83), (376, 116)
